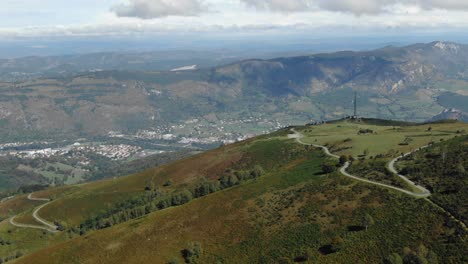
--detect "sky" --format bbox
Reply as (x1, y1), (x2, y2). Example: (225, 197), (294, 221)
(1, 0), (468, 38)
(1, 0), (468, 57)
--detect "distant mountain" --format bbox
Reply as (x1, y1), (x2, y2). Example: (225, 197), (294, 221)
(0, 49), (320, 82)
(211, 41), (468, 96)
(0, 50), (246, 81)
(430, 108), (468, 122)
(0, 41), (467, 141)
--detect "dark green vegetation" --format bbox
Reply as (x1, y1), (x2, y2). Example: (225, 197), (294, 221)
(0, 157), (48, 192)
(0, 150), (195, 194)
(348, 158), (407, 189)
(0, 120), (463, 264)
(77, 163), (265, 234)
(398, 135), (468, 223)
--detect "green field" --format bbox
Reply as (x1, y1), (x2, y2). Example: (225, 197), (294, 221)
(298, 119), (465, 158)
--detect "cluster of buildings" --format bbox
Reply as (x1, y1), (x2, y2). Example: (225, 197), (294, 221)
(82, 144), (142, 160)
(107, 116), (287, 146)
(0, 141), (53, 150)
(0, 115), (292, 163)
(3, 147), (65, 159)
(0, 142), (143, 161)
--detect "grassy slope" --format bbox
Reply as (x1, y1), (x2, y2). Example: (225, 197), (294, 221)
(299, 120), (468, 192)
(4, 121), (468, 263)
(0, 221), (69, 259)
(37, 141), (246, 226)
(16, 147), (467, 264)
(0, 196), (41, 220)
(298, 119), (467, 158)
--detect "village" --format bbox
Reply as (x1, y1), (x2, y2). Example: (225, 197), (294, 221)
(0, 116), (291, 162)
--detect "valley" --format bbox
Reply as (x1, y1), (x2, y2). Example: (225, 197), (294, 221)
(1, 42), (467, 197)
(1, 42), (467, 144)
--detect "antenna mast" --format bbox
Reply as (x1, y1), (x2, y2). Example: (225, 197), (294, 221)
(354, 91), (357, 118)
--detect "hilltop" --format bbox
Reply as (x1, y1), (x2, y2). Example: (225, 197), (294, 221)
(0, 119), (466, 263)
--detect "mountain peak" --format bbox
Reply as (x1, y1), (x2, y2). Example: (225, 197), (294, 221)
(432, 41), (460, 53)
(430, 108), (468, 122)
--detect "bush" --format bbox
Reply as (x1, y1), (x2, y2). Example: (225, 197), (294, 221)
(181, 242), (203, 264)
(322, 162), (337, 174)
(251, 165), (265, 178)
(171, 190), (193, 206)
(163, 180), (173, 187)
(339, 155), (348, 165)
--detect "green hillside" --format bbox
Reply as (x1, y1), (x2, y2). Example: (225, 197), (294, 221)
(0, 119), (466, 264)
(397, 135), (468, 223)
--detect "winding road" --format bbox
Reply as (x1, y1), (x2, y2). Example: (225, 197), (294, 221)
(388, 146), (431, 196)
(289, 128), (467, 231)
(8, 193), (59, 233)
(289, 128), (429, 198)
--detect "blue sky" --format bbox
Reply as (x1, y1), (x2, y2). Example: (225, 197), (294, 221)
(1, 0), (468, 38)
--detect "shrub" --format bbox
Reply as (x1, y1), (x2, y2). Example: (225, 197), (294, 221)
(163, 180), (173, 187)
(339, 155), (348, 165)
(322, 162), (337, 174)
(181, 242), (203, 264)
(251, 165), (265, 178)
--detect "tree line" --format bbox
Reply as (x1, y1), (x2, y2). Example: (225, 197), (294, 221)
(75, 165), (265, 234)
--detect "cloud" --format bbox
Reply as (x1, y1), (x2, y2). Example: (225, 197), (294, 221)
(315, 0), (397, 15)
(421, 0), (468, 10)
(240, 0), (311, 12)
(112, 0), (206, 19)
(240, 0), (468, 15)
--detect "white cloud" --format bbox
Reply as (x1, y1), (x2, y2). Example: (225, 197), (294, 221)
(1, 0), (468, 38)
(240, 0), (311, 12)
(240, 0), (468, 15)
(316, 0), (397, 15)
(421, 0), (468, 10)
(112, 0), (207, 19)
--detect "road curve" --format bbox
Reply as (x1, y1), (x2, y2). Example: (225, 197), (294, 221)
(8, 193), (59, 233)
(389, 146), (467, 230)
(9, 216), (59, 233)
(27, 193), (50, 202)
(289, 128), (429, 198)
(388, 147), (431, 196)
(289, 128), (467, 231)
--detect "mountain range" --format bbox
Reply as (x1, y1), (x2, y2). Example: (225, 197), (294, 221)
(0, 41), (467, 142)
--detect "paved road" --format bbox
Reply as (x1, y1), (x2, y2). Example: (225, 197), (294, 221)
(289, 129), (429, 198)
(8, 193), (59, 233)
